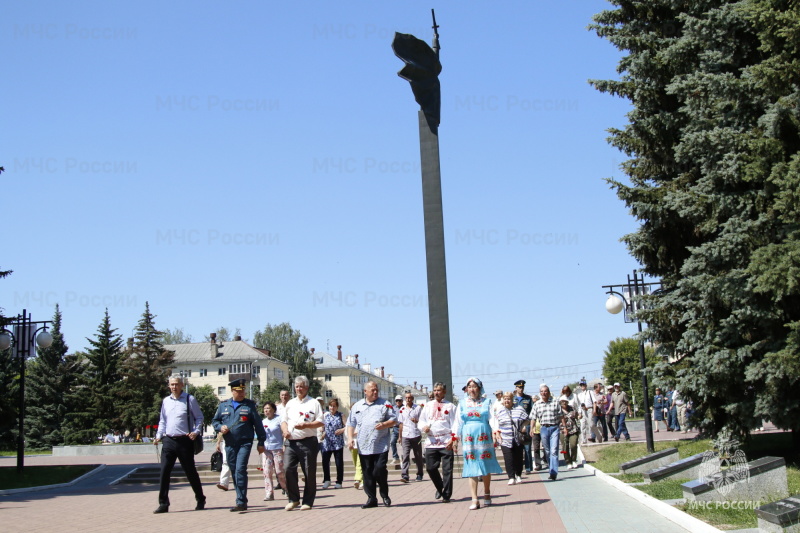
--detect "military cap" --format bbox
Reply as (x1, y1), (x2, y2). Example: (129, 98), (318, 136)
(228, 378), (247, 390)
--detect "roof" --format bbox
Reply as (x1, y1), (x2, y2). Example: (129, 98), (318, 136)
(313, 351), (396, 383)
(164, 340), (286, 365)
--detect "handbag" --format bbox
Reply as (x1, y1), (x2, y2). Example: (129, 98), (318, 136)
(188, 395), (204, 455)
(210, 450), (223, 472)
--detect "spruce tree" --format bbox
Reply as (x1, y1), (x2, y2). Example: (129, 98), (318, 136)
(25, 304), (72, 449)
(63, 309), (124, 443)
(118, 302), (175, 433)
(591, 0), (800, 439)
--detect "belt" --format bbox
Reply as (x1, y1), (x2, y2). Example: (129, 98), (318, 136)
(541, 424), (556, 427)
(166, 435), (189, 439)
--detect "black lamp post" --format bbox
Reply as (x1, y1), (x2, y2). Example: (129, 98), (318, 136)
(602, 271), (661, 454)
(0, 309), (54, 472)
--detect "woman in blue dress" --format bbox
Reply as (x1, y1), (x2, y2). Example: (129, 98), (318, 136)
(453, 377), (503, 510)
(652, 388), (668, 432)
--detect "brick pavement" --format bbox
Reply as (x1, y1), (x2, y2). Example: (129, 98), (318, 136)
(0, 444), (708, 533)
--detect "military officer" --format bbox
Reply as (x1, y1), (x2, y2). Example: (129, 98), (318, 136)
(513, 379), (535, 473)
(212, 378), (267, 512)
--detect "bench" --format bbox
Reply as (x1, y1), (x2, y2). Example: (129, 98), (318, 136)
(644, 452), (718, 484)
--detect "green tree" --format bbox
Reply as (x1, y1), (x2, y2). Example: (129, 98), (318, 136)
(591, 0), (800, 440)
(63, 309), (124, 444)
(602, 337), (658, 416)
(162, 327), (193, 345)
(253, 322), (319, 397)
(259, 380), (289, 406)
(186, 384), (219, 428)
(0, 267), (17, 449)
(204, 327), (243, 342)
(118, 302), (175, 434)
(25, 304), (72, 449)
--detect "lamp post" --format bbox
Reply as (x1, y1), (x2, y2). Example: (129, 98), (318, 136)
(602, 271), (661, 453)
(0, 309), (54, 472)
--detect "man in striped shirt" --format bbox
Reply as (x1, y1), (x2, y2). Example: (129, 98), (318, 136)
(529, 384), (564, 481)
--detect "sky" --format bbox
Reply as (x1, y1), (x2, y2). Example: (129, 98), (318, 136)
(2, 1), (654, 395)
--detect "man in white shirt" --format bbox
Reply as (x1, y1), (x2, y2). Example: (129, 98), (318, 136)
(397, 391), (424, 483)
(280, 376), (324, 511)
(418, 382), (457, 503)
(576, 379), (594, 444)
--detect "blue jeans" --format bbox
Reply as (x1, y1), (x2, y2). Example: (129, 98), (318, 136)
(225, 442), (253, 507)
(540, 425), (560, 478)
(390, 426), (400, 459)
(615, 412), (630, 440)
(668, 407), (680, 430)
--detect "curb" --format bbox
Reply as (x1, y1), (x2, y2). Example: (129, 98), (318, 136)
(0, 464), (107, 496)
(583, 462), (723, 533)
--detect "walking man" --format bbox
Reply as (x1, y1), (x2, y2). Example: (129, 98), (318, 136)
(397, 391), (424, 483)
(211, 378), (266, 512)
(389, 395), (403, 465)
(153, 376), (206, 514)
(281, 375), (324, 511)
(347, 381), (397, 508)
(576, 379), (593, 444)
(529, 384), (564, 481)
(418, 382), (457, 502)
(513, 380), (534, 473)
(612, 383), (632, 442)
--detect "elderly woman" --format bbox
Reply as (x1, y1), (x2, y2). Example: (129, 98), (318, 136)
(558, 397), (580, 470)
(493, 391), (529, 485)
(453, 377), (503, 510)
(321, 398), (346, 489)
(260, 401), (287, 501)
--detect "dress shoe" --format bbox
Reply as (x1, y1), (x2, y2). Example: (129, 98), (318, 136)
(195, 499), (206, 511)
(548, 474), (557, 481)
(230, 505), (247, 512)
(383, 497), (392, 507)
(216, 483), (229, 491)
(361, 500), (379, 509)
(415, 474), (423, 482)
(153, 505), (169, 514)
(435, 490), (441, 500)
(400, 477), (409, 483)
(442, 498), (451, 503)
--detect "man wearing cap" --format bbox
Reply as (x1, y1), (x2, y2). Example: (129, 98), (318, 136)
(513, 380), (534, 474)
(281, 375), (324, 511)
(212, 378), (267, 512)
(153, 375), (206, 514)
(388, 395), (403, 465)
(397, 391), (424, 483)
(576, 379), (594, 444)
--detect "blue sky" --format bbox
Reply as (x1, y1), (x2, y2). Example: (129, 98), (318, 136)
(3, 1), (652, 394)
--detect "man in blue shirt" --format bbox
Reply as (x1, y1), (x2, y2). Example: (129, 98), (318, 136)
(347, 381), (397, 508)
(513, 380), (534, 473)
(153, 376), (206, 514)
(212, 378), (266, 512)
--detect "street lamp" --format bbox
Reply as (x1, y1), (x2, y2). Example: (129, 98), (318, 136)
(602, 270), (661, 453)
(0, 309), (54, 471)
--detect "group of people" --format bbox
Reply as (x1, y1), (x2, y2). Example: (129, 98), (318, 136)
(574, 379), (634, 444)
(152, 374), (594, 514)
(653, 385), (694, 433)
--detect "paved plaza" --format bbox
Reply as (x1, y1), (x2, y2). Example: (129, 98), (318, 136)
(0, 430), (718, 533)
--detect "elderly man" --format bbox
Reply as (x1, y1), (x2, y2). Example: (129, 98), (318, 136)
(281, 376), (324, 511)
(212, 378), (266, 512)
(576, 379), (593, 444)
(418, 382), (457, 502)
(153, 376), (206, 514)
(397, 391), (424, 483)
(513, 380), (534, 474)
(612, 383), (632, 442)
(529, 384), (564, 481)
(347, 381), (397, 508)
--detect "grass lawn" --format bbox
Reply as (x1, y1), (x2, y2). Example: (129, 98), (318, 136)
(589, 432), (800, 531)
(0, 450), (53, 456)
(0, 465), (97, 490)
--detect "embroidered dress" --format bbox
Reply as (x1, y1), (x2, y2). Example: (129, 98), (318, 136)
(457, 398), (503, 477)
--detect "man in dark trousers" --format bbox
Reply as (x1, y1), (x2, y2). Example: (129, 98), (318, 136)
(153, 375), (206, 514)
(212, 378), (266, 512)
(513, 380), (534, 473)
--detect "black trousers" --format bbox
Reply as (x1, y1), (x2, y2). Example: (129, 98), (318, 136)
(158, 436), (205, 506)
(285, 437), (318, 506)
(322, 448), (344, 484)
(501, 442), (524, 479)
(359, 451), (389, 503)
(425, 447), (454, 500)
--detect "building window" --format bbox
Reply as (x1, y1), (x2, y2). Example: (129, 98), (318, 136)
(219, 368), (226, 376)
(325, 374), (332, 382)
(252, 365), (260, 376)
(228, 363), (251, 374)
(199, 369), (208, 377)
(325, 390), (333, 398)
(217, 387), (226, 396)
(274, 368), (284, 379)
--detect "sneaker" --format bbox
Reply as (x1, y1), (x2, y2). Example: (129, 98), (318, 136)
(263, 494), (274, 501)
(515, 475), (522, 484)
(322, 481), (330, 489)
(507, 478), (516, 485)
(415, 474), (423, 482)
(334, 483), (342, 489)
(300, 504), (312, 511)
(285, 502), (299, 511)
